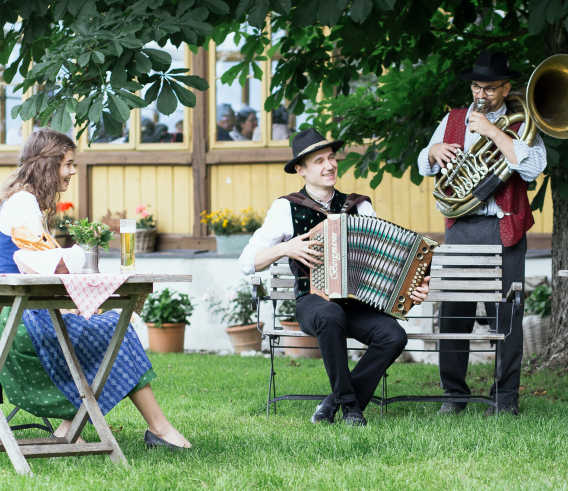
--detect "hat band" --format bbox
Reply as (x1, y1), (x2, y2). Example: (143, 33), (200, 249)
(472, 64), (505, 76)
(297, 140), (332, 158)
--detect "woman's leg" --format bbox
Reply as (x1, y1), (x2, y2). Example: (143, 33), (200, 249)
(52, 420), (86, 444)
(129, 384), (191, 448)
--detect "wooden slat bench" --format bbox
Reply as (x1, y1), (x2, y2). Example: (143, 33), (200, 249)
(251, 244), (522, 417)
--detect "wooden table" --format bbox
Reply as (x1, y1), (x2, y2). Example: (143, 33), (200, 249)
(0, 274), (191, 475)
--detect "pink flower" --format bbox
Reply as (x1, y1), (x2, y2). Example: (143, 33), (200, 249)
(226, 291), (238, 302)
(140, 211), (149, 218)
(135, 205), (146, 214)
(201, 293), (211, 302)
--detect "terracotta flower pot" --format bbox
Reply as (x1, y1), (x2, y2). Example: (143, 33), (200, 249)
(280, 320), (322, 359)
(147, 323), (185, 353)
(225, 323), (264, 353)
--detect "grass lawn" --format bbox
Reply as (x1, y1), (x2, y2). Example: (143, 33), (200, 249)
(1, 353), (567, 490)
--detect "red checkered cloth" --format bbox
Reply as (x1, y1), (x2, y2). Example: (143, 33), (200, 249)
(59, 274), (131, 320)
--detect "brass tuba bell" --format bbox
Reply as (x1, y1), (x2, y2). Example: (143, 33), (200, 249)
(433, 54), (568, 218)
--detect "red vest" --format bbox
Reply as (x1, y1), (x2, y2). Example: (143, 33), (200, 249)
(443, 108), (534, 247)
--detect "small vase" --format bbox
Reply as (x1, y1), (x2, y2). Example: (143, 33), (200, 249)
(79, 244), (100, 274)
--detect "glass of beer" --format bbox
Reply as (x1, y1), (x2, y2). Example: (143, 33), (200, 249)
(120, 219), (136, 273)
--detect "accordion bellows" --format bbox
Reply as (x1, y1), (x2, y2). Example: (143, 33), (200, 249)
(309, 215), (438, 320)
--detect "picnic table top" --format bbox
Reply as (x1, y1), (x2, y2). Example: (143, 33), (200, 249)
(0, 273), (192, 286)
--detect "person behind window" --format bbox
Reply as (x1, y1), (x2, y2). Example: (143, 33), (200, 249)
(272, 105), (293, 141)
(172, 119), (183, 143)
(230, 106), (258, 141)
(217, 103), (235, 141)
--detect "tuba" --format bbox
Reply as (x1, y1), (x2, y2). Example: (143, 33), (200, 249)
(433, 54), (568, 218)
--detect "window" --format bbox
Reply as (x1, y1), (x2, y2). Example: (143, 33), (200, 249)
(83, 42), (192, 151)
(0, 41), (29, 150)
(210, 30), (265, 146)
(209, 28), (314, 148)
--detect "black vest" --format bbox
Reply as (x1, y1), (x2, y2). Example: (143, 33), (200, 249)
(289, 187), (358, 299)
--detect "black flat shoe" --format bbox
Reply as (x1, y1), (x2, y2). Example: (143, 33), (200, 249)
(144, 430), (188, 450)
(311, 397), (339, 424)
(342, 404), (367, 426)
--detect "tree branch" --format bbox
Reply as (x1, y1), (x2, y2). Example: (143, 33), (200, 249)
(430, 27), (529, 45)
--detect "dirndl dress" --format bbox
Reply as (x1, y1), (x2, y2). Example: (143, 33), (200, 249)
(0, 230), (156, 419)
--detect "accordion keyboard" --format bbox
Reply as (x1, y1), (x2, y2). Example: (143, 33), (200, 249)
(311, 232), (325, 291)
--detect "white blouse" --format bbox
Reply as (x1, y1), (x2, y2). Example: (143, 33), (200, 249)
(0, 191), (43, 236)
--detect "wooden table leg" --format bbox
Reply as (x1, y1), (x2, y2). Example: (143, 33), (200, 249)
(65, 295), (140, 444)
(48, 309), (127, 465)
(0, 296), (33, 476)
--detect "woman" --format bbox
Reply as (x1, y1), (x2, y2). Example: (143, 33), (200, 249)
(229, 106), (258, 141)
(0, 128), (190, 449)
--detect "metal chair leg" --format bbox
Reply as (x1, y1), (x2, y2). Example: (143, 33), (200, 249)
(267, 336), (275, 418)
(6, 407), (54, 433)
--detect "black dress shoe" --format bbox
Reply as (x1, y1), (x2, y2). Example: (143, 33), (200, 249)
(311, 398), (339, 424)
(437, 402), (464, 415)
(484, 403), (518, 416)
(342, 404), (367, 426)
(144, 430), (187, 450)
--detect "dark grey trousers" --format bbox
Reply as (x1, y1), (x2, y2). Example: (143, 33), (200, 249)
(439, 215), (526, 408)
(296, 294), (407, 410)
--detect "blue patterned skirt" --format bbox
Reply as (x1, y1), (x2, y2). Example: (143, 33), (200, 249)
(21, 309), (155, 416)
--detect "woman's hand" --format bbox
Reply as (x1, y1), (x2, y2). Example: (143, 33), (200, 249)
(281, 231), (323, 269)
(411, 276), (431, 305)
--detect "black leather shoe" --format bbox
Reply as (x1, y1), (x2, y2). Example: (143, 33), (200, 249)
(437, 402), (464, 415)
(144, 430), (187, 450)
(342, 404), (367, 426)
(311, 399), (339, 424)
(484, 404), (518, 416)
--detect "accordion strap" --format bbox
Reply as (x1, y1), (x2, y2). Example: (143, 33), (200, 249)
(279, 192), (371, 215)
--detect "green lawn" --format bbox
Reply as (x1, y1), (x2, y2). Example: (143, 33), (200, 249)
(1, 353), (567, 490)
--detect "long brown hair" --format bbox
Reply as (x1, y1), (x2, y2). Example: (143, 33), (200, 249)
(0, 128), (77, 227)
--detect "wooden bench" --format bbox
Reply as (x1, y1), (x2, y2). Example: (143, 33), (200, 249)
(251, 244), (522, 417)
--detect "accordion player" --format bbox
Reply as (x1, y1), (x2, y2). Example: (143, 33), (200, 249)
(309, 214), (438, 319)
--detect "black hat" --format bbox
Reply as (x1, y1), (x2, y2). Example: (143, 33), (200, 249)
(459, 50), (522, 82)
(284, 128), (344, 174)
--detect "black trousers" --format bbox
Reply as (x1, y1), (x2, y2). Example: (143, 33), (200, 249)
(295, 294), (407, 410)
(439, 215), (526, 408)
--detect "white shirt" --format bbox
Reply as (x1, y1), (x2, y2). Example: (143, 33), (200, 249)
(0, 191), (43, 236)
(417, 102), (547, 216)
(239, 185), (376, 275)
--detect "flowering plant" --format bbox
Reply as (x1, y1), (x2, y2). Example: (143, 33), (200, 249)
(66, 218), (115, 252)
(200, 207), (263, 236)
(202, 281), (260, 326)
(57, 202), (74, 213)
(135, 204), (156, 229)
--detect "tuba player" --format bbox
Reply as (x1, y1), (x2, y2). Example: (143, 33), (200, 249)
(418, 50), (547, 415)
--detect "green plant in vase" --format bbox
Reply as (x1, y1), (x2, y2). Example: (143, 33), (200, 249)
(141, 288), (194, 328)
(66, 218), (115, 252)
(525, 285), (552, 318)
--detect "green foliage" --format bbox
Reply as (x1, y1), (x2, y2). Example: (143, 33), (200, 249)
(203, 281), (259, 326)
(66, 218), (115, 252)
(200, 207), (263, 236)
(141, 288), (194, 328)
(525, 284), (552, 317)
(278, 298), (297, 322)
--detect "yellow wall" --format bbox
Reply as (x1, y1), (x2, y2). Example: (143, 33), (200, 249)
(91, 166), (193, 233)
(210, 163), (553, 234)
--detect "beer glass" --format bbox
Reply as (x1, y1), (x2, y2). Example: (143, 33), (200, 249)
(120, 219), (136, 273)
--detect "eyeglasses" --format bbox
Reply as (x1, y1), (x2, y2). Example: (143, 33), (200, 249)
(470, 82), (507, 96)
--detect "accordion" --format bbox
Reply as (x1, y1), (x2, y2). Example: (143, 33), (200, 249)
(309, 214), (438, 320)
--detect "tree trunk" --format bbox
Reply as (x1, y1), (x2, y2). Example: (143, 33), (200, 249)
(540, 18), (568, 368)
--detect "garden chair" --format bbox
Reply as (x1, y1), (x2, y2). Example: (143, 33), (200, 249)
(251, 244), (522, 417)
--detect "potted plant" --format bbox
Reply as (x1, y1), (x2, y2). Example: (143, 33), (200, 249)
(203, 281), (264, 352)
(278, 298), (322, 359)
(135, 204), (158, 253)
(200, 207), (263, 254)
(66, 218), (115, 273)
(523, 284), (552, 357)
(141, 288), (194, 353)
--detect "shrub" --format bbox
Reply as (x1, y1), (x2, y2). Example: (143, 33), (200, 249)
(525, 284), (552, 317)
